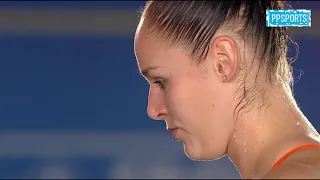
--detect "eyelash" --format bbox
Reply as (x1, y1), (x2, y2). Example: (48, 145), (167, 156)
(154, 80), (165, 90)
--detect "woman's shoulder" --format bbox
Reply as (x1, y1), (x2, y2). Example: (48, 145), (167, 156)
(263, 162), (320, 179)
(263, 148), (320, 179)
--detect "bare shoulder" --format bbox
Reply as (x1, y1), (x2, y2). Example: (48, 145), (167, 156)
(262, 145), (320, 179)
(263, 162), (320, 179)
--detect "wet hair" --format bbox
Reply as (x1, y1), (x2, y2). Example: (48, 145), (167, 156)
(140, 1), (297, 118)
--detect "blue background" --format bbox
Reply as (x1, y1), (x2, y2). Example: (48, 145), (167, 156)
(0, 1), (318, 179)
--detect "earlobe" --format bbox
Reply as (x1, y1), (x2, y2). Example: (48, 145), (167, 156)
(209, 35), (238, 82)
(223, 75), (227, 81)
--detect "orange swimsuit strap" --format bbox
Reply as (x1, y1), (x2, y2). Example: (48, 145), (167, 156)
(272, 144), (320, 168)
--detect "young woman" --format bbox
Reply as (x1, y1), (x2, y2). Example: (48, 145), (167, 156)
(134, 1), (320, 179)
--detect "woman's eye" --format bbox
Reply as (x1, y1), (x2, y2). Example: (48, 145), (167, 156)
(154, 80), (165, 90)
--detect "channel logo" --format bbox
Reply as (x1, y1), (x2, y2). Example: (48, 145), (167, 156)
(266, 9), (311, 27)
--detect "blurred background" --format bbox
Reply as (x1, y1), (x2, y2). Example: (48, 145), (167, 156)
(0, 1), (319, 179)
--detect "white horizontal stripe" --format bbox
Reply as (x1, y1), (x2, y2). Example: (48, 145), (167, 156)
(0, 131), (240, 178)
(0, 8), (318, 37)
(0, 9), (139, 36)
(0, 131), (177, 158)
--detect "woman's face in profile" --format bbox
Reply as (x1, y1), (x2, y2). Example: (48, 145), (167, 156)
(134, 18), (237, 160)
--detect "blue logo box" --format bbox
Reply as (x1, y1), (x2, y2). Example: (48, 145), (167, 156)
(266, 9), (311, 27)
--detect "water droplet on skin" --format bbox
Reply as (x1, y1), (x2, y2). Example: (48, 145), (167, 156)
(259, 125), (262, 129)
(303, 159), (307, 163)
(254, 146), (257, 149)
(244, 148), (247, 152)
(244, 142), (246, 146)
(297, 122), (301, 125)
(244, 130), (247, 133)
(233, 134), (236, 138)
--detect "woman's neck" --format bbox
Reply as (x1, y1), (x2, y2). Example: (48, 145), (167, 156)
(226, 89), (319, 178)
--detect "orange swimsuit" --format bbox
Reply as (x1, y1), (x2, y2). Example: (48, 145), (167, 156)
(272, 144), (320, 168)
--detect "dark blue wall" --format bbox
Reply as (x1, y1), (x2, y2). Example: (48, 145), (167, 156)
(0, 1), (319, 179)
(0, 36), (318, 131)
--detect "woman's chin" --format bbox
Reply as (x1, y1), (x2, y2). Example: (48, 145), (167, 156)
(183, 141), (206, 160)
(183, 141), (223, 161)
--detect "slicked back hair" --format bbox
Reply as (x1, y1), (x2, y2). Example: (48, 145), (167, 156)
(140, 1), (297, 119)
(140, 0), (294, 86)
